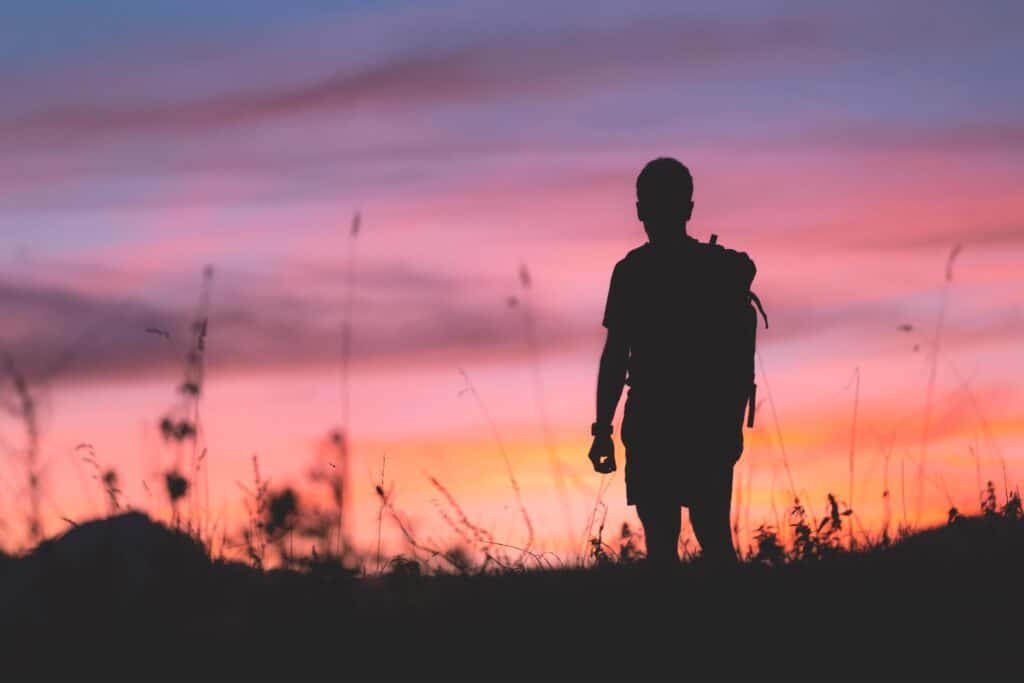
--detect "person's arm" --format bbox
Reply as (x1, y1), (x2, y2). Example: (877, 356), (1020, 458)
(596, 326), (629, 427)
(589, 326), (628, 473)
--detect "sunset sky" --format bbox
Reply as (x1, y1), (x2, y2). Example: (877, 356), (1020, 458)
(1, 1), (1022, 560)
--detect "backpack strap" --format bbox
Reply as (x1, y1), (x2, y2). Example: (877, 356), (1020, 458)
(750, 292), (769, 329)
(711, 233), (768, 329)
(747, 292), (766, 428)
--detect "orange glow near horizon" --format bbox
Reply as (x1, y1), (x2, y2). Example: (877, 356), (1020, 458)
(7, 329), (1022, 563)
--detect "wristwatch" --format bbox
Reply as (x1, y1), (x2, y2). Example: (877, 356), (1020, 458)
(591, 422), (613, 437)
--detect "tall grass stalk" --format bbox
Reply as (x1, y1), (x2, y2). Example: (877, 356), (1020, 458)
(337, 211), (361, 552)
(427, 475), (494, 549)
(175, 266), (213, 537)
(769, 466), (783, 546)
(580, 471), (614, 563)
(732, 468), (742, 552)
(2, 356), (41, 543)
(938, 349), (1009, 502)
(848, 366), (859, 549)
(756, 350), (798, 502)
(900, 452), (909, 529)
(511, 263), (574, 546)
(744, 460), (754, 553)
(375, 454), (385, 573)
(881, 446), (892, 543)
(916, 244), (961, 524)
(971, 445), (984, 513)
(458, 368), (535, 551)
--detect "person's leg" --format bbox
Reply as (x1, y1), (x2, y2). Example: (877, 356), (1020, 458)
(688, 466), (737, 565)
(636, 501), (682, 566)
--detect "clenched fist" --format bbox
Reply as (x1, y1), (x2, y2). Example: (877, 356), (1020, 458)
(588, 435), (616, 474)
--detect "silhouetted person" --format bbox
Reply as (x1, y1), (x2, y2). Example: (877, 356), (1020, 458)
(588, 158), (759, 567)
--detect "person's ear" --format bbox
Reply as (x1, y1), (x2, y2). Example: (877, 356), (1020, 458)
(636, 201), (645, 222)
(683, 201), (694, 221)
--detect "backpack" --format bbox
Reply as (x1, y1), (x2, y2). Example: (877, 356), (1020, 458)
(708, 233), (767, 433)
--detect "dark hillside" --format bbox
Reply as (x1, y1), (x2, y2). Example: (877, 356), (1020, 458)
(1, 512), (1020, 670)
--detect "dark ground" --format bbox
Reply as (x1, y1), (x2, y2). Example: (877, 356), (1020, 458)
(1, 512), (1021, 671)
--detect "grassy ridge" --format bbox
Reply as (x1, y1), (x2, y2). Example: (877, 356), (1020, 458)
(1, 509), (1021, 671)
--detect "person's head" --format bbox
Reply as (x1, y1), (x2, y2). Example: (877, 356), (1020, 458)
(635, 157), (693, 243)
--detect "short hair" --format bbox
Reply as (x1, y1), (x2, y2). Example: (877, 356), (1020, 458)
(636, 157), (693, 204)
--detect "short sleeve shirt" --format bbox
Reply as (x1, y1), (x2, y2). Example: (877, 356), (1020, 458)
(601, 261), (628, 330)
(601, 236), (755, 392)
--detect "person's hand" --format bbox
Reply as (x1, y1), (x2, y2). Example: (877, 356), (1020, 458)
(588, 435), (616, 474)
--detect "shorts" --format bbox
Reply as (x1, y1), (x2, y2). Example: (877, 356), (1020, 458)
(621, 391), (741, 507)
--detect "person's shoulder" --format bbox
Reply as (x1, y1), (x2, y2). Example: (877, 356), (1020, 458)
(612, 243), (652, 274)
(620, 243), (652, 266)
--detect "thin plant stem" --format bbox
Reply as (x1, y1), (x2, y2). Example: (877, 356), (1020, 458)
(757, 350), (798, 501)
(458, 368), (535, 551)
(338, 211), (360, 551)
(514, 264), (574, 546)
(916, 244), (961, 524)
(849, 366), (859, 548)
